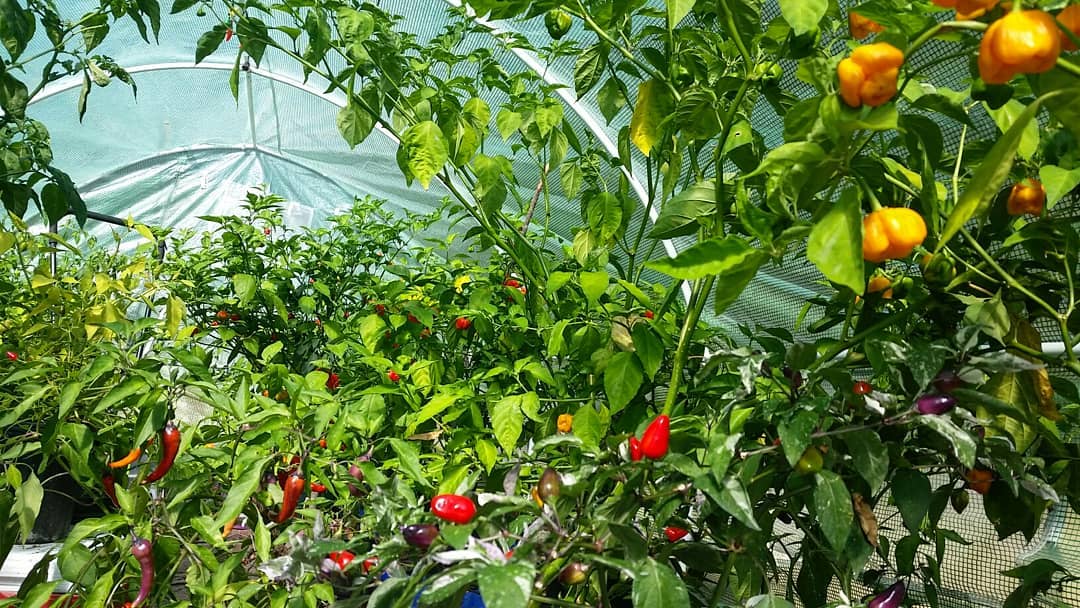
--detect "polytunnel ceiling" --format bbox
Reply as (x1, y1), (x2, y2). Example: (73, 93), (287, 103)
(24, 0), (830, 337)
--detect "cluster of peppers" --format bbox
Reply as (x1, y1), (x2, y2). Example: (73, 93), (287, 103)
(102, 422), (181, 507)
(837, 2), (1079, 264)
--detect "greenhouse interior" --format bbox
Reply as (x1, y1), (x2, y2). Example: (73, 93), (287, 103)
(2, 0), (1080, 606)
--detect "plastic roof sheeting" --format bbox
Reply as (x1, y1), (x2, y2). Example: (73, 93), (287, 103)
(25, 0), (830, 336)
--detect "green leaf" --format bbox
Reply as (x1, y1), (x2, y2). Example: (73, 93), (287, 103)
(632, 558), (691, 608)
(579, 270), (608, 306)
(572, 404), (603, 451)
(215, 455), (273, 528)
(892, 468), (931, 532)
(648, 180), (715, 239)
(195, 24), (228, 63)
(807, 188), (863, 294)
(647, 236), (762, 281)
(475, 439), (497, 474)
(986, 99), (1039, 160)
(778, 410), (816, 466)
(1039, 165), (1080, 209)
(843, 431), (888, 494)
(631, 323), (663, 380)
(14, 473), (42, 542)
(666, 0), (695, 26)
(495, 108), (521, 140)
(165, 295), (184, 338)
(368, 578), (409, 608)
(22, 580), (59, 608)
(337, 96), (376, 148)
(83, 569), (114, 608)
(533, 100), (563, 138)
(57, 381), (82, 421)
(170, 0), (199, 13)
(912, 93), (974, 126)
(401, 121), (448, 190)
(744, 142), (826, 178)
(587, 192), (623, 242)
(605, 352), (643, 413)
(574, 43), (607, 98)
(336, 8), (374, 42)
(388, 438), (430, 487)
(779, 0), (826, 35)
(232, 273), (256, 305)
(676, 89), (721, 140)
(937, 91), (1060, 252)
(597, 77), (626, 124)
(490, 395), (524, 454)
(918, 414), (977, 468)
(40, 183), (66, 225)
(746, 596), (796, 608)
(260, 341), (283, 363)
(813, 471), (852, 552)
(477, 562), (535, 608)
(630, 80), (674, 157)
(700, 475), (760, 530)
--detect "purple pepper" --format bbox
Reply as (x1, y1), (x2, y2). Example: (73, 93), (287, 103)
(916, 394), (956, 415)
(402, 523), (439, 550)
(933, 370), (963, 393)
(868, 581), (906, 608)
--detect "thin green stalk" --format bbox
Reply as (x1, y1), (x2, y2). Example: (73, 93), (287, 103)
(907, 21), (987, 58)
(663, 275), (716, 415)
(960, 228), (1060, 321)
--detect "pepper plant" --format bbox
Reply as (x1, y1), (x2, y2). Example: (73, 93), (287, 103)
(5, 0), (1080, 607)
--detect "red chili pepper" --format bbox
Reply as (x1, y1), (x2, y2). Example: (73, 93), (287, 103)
(628, 437), (644, 462)
(455, 317), (472, 331)
(310, 482), (327, 493)
(102, 474), (118, 507)
(639, 415), (670, 459)
(361, 556), (378, 573)
(430, 494), (477, 525)
(853, 381), (872, 396)
(388, 370), (400, 383)
(644, 310), (655, 319)
(277, 470), (305, 523)
(225, 28), (233, 41)
(326, 372), (340, 391)
(4, 351), (16, 361)
(130, 537), (154, 607)
(329, 550), (355, 570)
(142, 423), (180, 484)
(664, 526), (689, 542)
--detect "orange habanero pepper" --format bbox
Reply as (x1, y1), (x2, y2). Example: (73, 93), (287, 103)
(978, 10), (1061, 84)
(849, 11), (884, 39)
(837, 43), (905, 108)
(1007, 179), (1046, 216)
(862, 208), (927, 263)
(1059, 5), (1080, 51)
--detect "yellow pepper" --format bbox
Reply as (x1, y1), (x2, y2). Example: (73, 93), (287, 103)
(1006, 179), (1046, 216)
(1059, 5), (1080, 51)
(849, 11), (884, 39)
(862, 207), (927, 263)
(978, 10), (1061, 85)
(557, 413), (573, 433)
(837, 43), (905, 108)
(867, 275), (893, 299)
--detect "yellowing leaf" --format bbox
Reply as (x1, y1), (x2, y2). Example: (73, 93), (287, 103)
(630, 80), (673, 157)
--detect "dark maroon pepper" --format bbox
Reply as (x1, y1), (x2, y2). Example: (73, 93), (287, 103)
(868, 581), (906, 608)
(915, 394), (956, 415)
